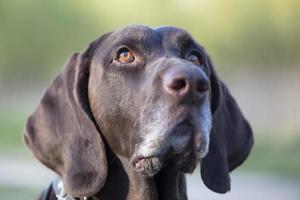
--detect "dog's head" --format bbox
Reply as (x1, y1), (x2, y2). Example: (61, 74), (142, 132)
(24, 25), (253, 198)
(89, 26), (214, 176)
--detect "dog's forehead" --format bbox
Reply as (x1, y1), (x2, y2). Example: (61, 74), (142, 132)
(155, 26), (193, 42)
(155, 26), (197, 51)
(111, 25), (155, 40)
(108, 25), (196, 47)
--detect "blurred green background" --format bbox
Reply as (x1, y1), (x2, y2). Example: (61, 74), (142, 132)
(0, 0), (299, 199)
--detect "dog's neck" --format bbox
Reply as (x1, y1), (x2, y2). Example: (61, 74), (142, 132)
(96, 149), (188, 200)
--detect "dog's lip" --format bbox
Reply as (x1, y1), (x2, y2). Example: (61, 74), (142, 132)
(131, 155), (164, 177)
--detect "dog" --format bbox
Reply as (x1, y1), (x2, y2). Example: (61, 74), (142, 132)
(24, 25), (253, 200)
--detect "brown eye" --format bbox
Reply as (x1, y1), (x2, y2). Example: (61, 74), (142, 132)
(116, 48), (135, 63)
(188, 53), (201, 65)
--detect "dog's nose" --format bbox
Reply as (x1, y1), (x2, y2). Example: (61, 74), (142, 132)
(163, 67), (209, 98)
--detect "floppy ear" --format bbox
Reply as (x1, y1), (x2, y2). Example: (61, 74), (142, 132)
(23, 40), (107, 198)
(201, 57), (254, 193)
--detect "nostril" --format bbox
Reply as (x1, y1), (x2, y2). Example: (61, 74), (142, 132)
(196, 80), (209, 93)
(167, 78), (187, 91)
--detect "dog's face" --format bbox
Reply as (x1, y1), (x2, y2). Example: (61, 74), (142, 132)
(24, 25), (253, 198)
(88, 25), (212, 176)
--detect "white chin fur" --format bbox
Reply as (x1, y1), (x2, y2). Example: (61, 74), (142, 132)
(137, 97), (212, 159)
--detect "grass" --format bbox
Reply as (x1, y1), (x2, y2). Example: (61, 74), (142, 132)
(0, 186), (38, 200)
(0, 110), (27, 151)
(0, 108), (33, 158)
(0, 114), (25, 148)
(242, 134), (300, 178)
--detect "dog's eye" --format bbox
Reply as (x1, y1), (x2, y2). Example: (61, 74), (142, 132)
(188, 52), (201, 65)
(116, 48), (135, 63)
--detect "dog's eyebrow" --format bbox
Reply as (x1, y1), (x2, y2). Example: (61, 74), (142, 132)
(172, 31), (194, 47)
(109, 27), (157, 50)
(113, 36), (153, 48)
(157, 27), (197, 52)
(172, 33), (198, 52)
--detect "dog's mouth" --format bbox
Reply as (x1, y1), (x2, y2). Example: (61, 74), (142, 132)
(131, 121), (203, 177)
(132, 156), (164, 177)
(131, 151), (199, 177)
(131, 105), (211, 177)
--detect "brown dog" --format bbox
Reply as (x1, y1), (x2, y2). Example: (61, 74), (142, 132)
(24, 25), (253, 200)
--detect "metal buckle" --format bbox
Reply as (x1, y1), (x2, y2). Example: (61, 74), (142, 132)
(56, 181), (67, 200)
(56, 180), (88, 200)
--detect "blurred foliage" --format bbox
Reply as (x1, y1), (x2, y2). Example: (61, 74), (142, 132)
(0, 186), (37, 200)
(0, 110), (26, 150)
(0, 0), (299, 87)
(243, 134), (300, 177)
